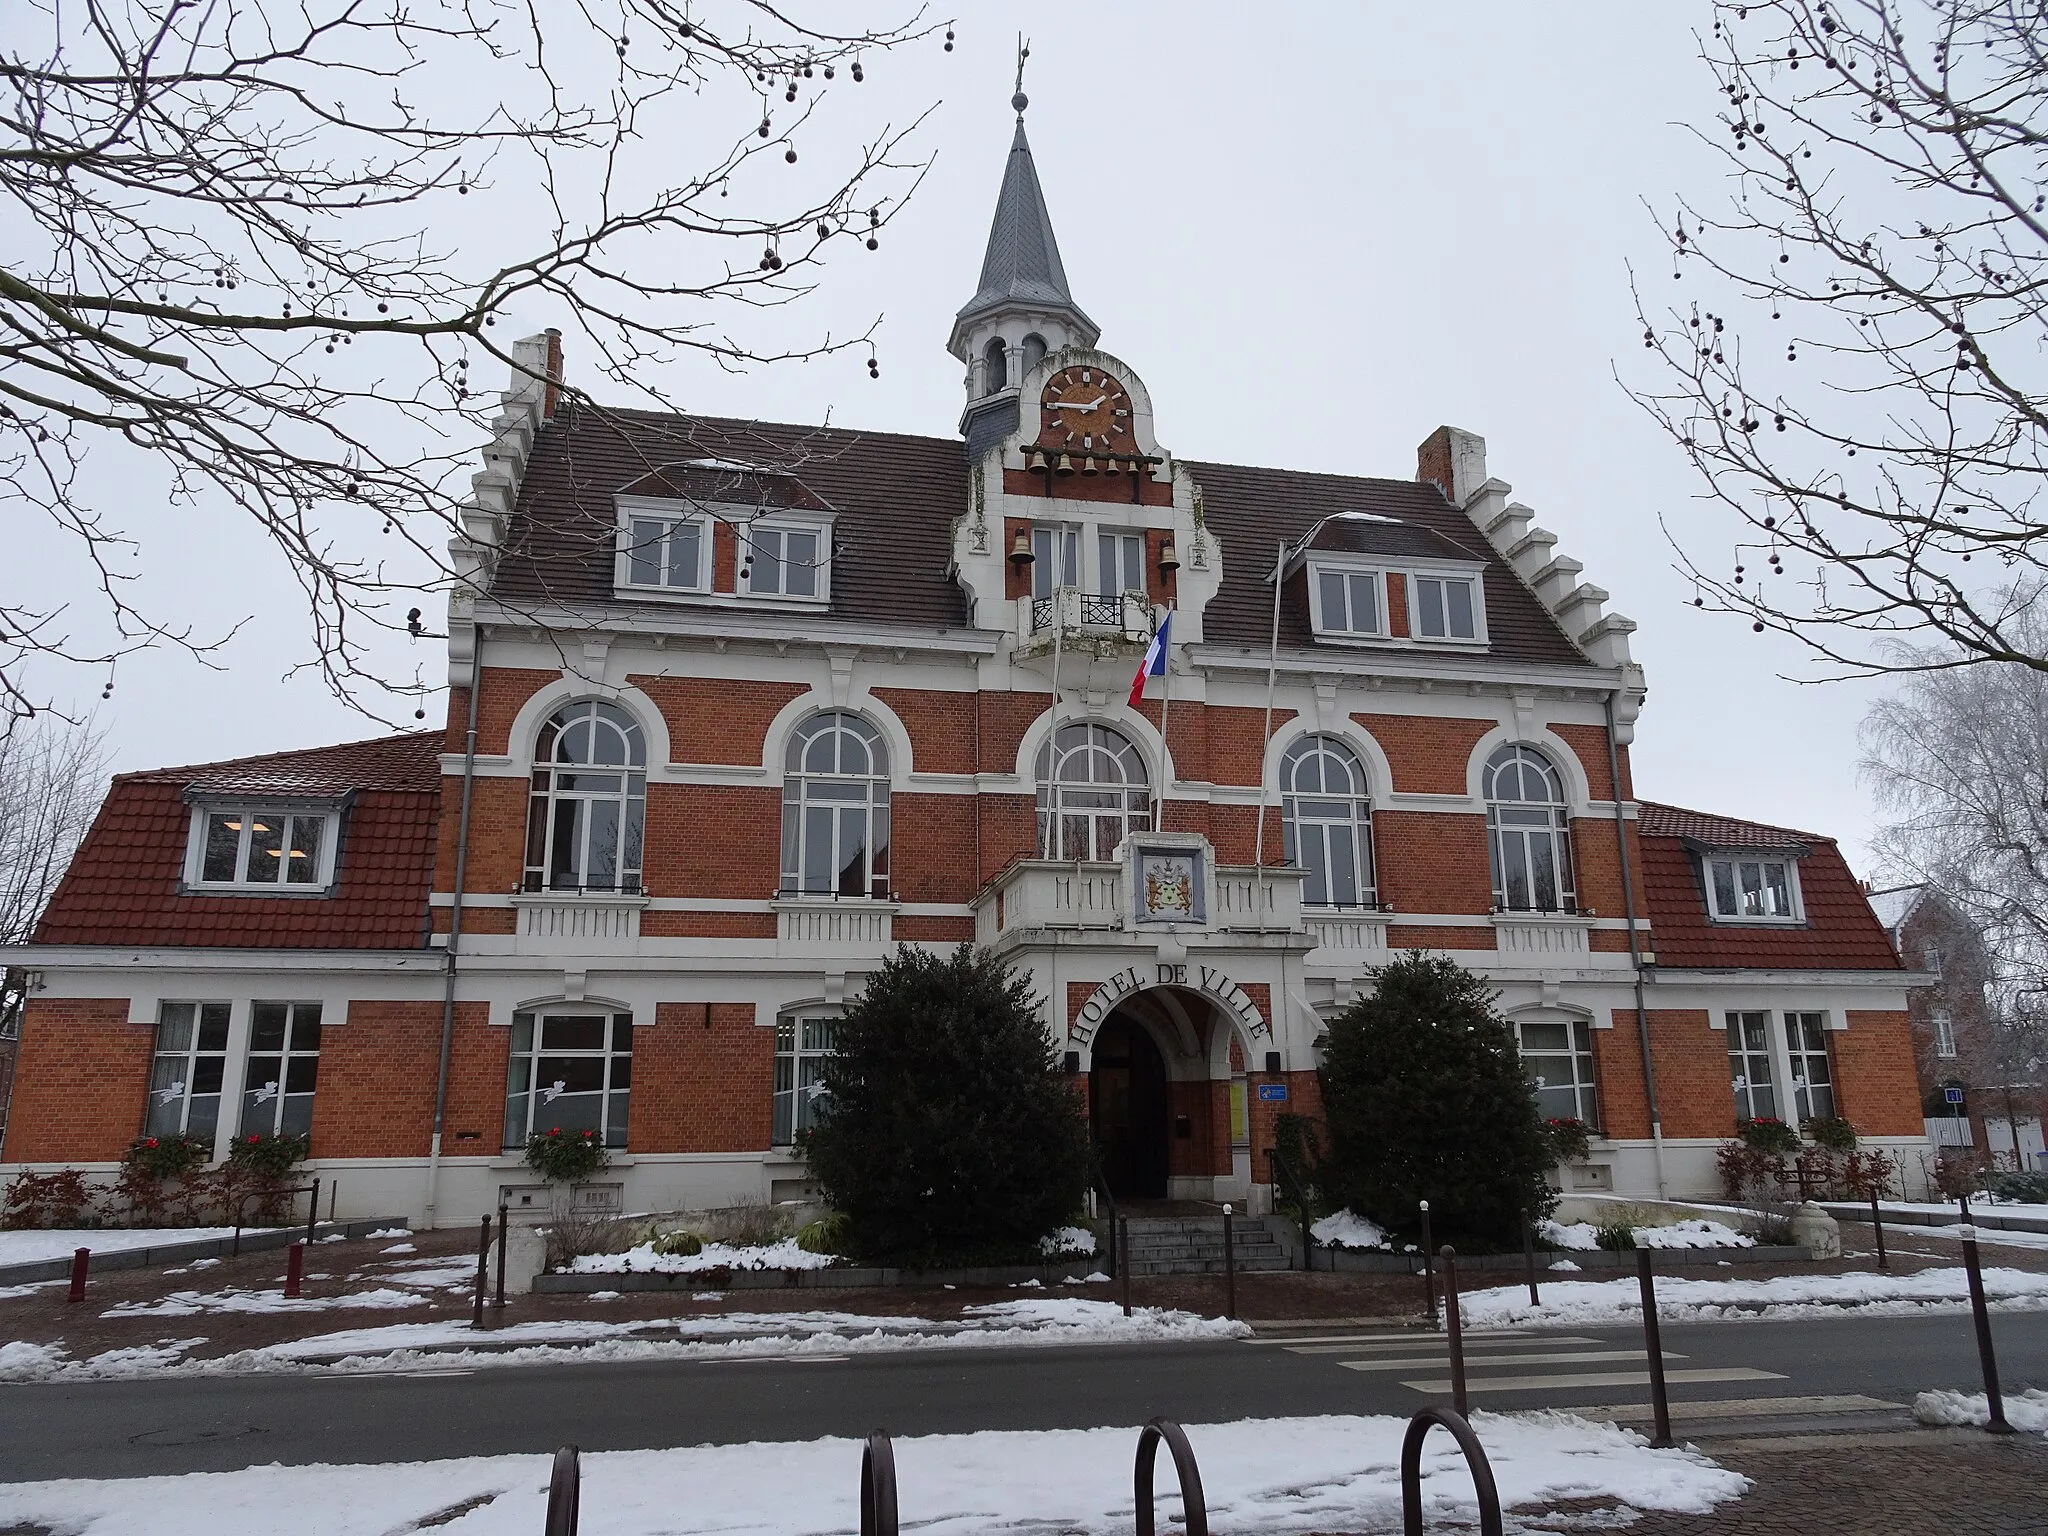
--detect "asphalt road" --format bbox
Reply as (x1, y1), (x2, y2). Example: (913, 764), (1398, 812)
(4, 1310), (2043, 1483)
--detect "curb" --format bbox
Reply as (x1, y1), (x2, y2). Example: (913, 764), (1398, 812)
(535, 1261), (1106, 1293)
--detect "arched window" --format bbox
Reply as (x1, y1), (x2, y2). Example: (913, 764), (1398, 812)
(1035, 722), (1151, 861)
(781, 712), (891, 898)
(1021, 332), (1047, 376)
(1281, 735), (1376, 908)
(524, 700), (646, 893)
(983, 336), (1008, 394)
(1484, 744), (1575, 913)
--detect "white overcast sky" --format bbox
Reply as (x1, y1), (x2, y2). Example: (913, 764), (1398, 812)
(40, 1), (1906, 874)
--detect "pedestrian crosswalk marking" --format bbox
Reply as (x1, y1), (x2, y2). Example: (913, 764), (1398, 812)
(1401, 1366), (1785, 1394)
(1288, 1335), (1600, 1355)
(1245, 1329), (1533, 1347)
(1342, 1348), (1676, 1374)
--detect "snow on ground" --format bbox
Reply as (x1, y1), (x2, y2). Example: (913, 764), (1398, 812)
(0, 1228), (239, 1266)
(1539, 1218), (1754, 1252)
(1913, 1387), (2048, 1434)
(1868, 1199), (2048, 1217)
(570, 1237), (838, 1275)
(1871, 1223), (2048, 1252)
(100, 1286), (427, 1319)
(363, 1227), (411, 1238)
(0, 1298), (1246, 1381)
(1461, 1266), (2048, 1328)
(1039, 1225), (1096, 1256)
(1312, 1209), (1390, 1250)
(0, 1410), (1747, 1536)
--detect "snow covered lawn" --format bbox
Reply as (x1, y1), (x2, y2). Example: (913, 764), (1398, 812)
(0, 1227), (239, 1266)
(1913, 1388), (2048, 1434)
(0, 1298), (1246, 1381)
(0, 1411), (1747, 1536)
(1460, 1265), (2048, 1327)
(570, 1237), (837, 1275)
(1540, 1218), (1755, 1251)
(100, 1285), (427, 1318)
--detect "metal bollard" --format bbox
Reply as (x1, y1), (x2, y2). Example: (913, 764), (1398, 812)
(860, 1430), (898, 1536)
(1440, 1246), (1469, 1419)
(1119, 1218), (1132, 1318)
(1636, 1248), (1672, 1448)
(1418, 1200), (1437, 1329)
(473, 1213), (493, 1328)
(66, 1247), (89, 1304)
(1522, 1207), (1541, 1307)
(1869, 1189), (1889, 1272)
(1134, 1418), (1209, 1536)
(284, 1240), (306, 1299)
(495, 1201), (510, 1309)
(1221, 1204), (1237, 1322)
(305, 1177), (321, 1250)
(1958, 1209), (2015, 1434)
(1399, 1406), (1503, 1536)
(544, 1444), (580, 1536)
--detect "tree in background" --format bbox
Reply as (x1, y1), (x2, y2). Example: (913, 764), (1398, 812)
(0, 716), (110, 1129)
(802, 945), (1093, 1266)
(2, 2), (948, 724)
(1318, 952), (1553, 1250)
(1636, 0), (2048, 676)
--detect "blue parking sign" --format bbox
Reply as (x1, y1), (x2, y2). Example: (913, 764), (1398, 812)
(1256, 1083), (1289, 1103)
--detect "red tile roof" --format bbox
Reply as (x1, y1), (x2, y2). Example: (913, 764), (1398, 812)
(34, 732), (441, 950)
(1637, 801), (1901, 971)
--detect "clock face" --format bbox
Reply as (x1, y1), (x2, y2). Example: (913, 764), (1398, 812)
(1039, 366), (1132, 452)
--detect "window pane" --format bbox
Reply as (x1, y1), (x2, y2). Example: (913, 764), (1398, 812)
(1350, 574), (1380, 633)
(804, 805), (833, 891)
(242, 1056), (283, 1135)
(186, 1093), (220, 1142)
(668, 522), (701, 587)
(1318, 570), (1346, 630)
(585, 799), (620, 888)
(285, 816), (324, 884)
(197, 1003), (231, 1052)
(203, 815), (241, 882)
(628, 520), (662, 585)
(1033, 527), (1057, 599)
(284, 1054), (319, 1095)
(541, 1015), (608, 1051)
(1765, 862), (1792, 917)
(246, 815), (285, 882)
(1521, 1020), (1570, 1052)
(1739, 862), (1765, 916)
(1416, 577), (1446, 638)
(250, 1002), (289, 1054)
(836, 809), (867, 896)
(1447, 580), (1475, 638)
(548, 799), (583, 888)
(786, 531), (818, 597)
(1099, 532), (1121, 598)
(156, 1002), (196, 1056)
(1711, 860), (1737, 916)
(1327, 825), (1358, 906)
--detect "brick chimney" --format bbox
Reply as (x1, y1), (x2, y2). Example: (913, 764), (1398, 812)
(542, 327), (564, 418)
(1416, 425), (1487, 507)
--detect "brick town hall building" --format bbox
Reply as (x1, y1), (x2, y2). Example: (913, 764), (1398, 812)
(1, 97), (1936, 1226)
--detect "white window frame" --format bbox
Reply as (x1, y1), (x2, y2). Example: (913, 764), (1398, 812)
(1032, 523), (1081, 600)
(1404, 565), (1489, 646)
(780, 713), (892, 900)
(773, 1013), (840, 1146)
(237, 1001), (323, 1139)
(1306, 560), (1389, 640)
(1726, 1009), (1780, 1122)
(1784, 1009), (1837, 1122)
(1516, 1015), (1600, 1129)
(1098, 529), (1147, 597)
(1933, 1007), (1957, 1059)
(1703, 852), (1806, 924)
(1280, 734), (1378, 909)
(740, 513), (833, 603)
(1035, 722), (1153, 861)
(1484, 744), (1577, 914)
(185, 804), (342, 892)
(616, 502), (712, 594)
(146, 1000), (234, 1146)
(503, 1009), (634, 1150)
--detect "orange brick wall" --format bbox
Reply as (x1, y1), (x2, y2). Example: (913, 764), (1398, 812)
(1354, 713), (1495, 794)
(1837, 1011), (1926, 1137)
(311, 1000), (503, 1158)
(2, 998), (152, 1161)
(643, 784), (780, 899)
(634, 1004), (774, 1153)
(1375, 811), (1492, 913)
(633, 676), (807, 765)
(872, 688), (975, 776)
(1600, 1008), (1734, 1140)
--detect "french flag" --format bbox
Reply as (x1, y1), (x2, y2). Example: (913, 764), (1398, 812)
(1128, 611), (1171, 708)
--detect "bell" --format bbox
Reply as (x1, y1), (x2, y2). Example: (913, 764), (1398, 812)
(1159, 540), (1180, 575)
(1009, 530), (1035, 568)
(1027, 449), (1047, 471)
(1055, 454), (1075, 477)
(1081, 456), (1099, 476)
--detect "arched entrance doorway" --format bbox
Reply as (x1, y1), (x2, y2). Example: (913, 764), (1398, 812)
(1091, 1014), (1169, 1199)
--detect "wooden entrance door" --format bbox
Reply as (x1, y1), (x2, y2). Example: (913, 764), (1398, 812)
(1091, 1015), (1169, 1199)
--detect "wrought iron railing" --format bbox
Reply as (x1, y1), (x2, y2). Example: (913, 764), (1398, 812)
(1266, 1145), (1317, 1272)
(1030, 590), (1141, 633)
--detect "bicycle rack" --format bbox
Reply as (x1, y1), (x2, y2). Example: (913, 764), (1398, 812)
(1134, 1418), (1209, 1536)
(544, 1444), (580, 1536)
(1399, 1407), (1502, 1536)
(861, 1430), (898, 1536)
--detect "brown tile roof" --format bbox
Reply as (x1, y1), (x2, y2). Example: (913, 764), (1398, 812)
(1637, 801), (1901, 971)
(34, 732), (441, 950)
(488, 407), (1595, 670)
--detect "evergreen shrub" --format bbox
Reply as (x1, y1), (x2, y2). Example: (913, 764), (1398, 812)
(1316, 952), (1555, 1250)
(802, 944), (1093, 1265)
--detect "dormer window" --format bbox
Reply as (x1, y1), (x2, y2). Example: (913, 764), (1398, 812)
(1310, 565), (1387, 639)
(187, 805), (341, 892)
(1705, 854), (1803, 923)
(621, 512), (708, 592)
(1412, 573), (1480, 641)
(742, 520), (831, 601)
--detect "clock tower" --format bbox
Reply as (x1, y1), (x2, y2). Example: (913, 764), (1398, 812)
(949, 60), (1099, 454)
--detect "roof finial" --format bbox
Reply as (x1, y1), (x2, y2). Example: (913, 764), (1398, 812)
(1012, 34), (1030, 118)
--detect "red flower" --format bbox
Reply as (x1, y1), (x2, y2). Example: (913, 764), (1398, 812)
(247, 1134), (260, 1144)
(145, 1137), (159, 1148)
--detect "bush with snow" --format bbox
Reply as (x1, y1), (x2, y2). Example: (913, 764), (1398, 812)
(1038, 1226), (1096, 1257)
(1538, 1217), (1754, 1252)
(1311, 1209), (1390, 1250)
(571, 1237), (837, 1276)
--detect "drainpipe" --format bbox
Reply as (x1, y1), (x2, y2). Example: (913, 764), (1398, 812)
(1604, 689), (1667, 1199)
(424, 628), (484, 1229)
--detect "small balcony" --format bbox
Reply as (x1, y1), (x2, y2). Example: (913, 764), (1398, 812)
(1490, 910), (1595, 956)
(1013, 588), (1152, 666)
(1302, 908), (1391, 956)
(511, 890), (646, 941)
(976, 859), (1305, 946)
(775, 897), (896, 948)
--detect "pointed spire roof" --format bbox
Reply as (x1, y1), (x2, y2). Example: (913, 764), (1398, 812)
(951, 105), (1097, 349)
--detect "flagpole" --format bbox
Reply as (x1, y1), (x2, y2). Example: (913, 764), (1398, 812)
(1252, 538), (1285, 889)
(1154, 603), (1174, 834)
(1044, 587), (1064, 859)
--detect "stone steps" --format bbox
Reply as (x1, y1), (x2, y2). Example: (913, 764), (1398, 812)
(1117, 1216), (1292, 1276)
